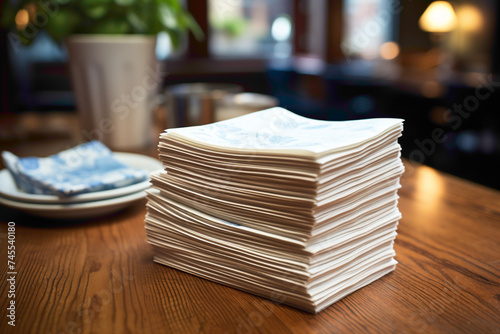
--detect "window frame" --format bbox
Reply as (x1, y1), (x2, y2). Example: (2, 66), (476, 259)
(166, 0), (346, 75)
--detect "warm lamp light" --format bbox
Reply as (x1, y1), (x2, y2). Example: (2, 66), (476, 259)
(380, 42), (400, 60)
(15, 9), (29, 30)
(419, 1), (457, 33)
(456, 5), (483, 33)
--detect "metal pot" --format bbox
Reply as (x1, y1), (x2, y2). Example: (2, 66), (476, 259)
(164, 83), (242, 128)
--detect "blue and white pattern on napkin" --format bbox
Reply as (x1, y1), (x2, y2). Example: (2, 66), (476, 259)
(2, 141), (149, 197)
(166, 107), (403, 156)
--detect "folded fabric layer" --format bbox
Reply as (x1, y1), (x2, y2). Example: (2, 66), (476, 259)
(145, 107), (405, 313)
(2, 141), (149, 196)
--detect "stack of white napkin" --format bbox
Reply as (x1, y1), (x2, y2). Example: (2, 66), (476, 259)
(145, 107), (404, 313)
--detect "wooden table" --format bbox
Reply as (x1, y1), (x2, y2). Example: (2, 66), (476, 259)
(1, 115), (500, 334)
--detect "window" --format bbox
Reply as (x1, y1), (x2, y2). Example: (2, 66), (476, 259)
(208, 0), (293, 58)
(342, 0), (397, 60)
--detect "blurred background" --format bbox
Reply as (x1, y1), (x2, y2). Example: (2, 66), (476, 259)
(1, 0), (499, 189)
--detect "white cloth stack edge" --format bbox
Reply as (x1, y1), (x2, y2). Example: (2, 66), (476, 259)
(145, 107), (404, 313)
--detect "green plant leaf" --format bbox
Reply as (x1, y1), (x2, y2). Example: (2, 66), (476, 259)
(158, 2), (178, 29)
(92, 18), (130, 34)
(82, 0), (112, 6)
(1, 0), (200, 50)
(81, 4), (109, 19)
(164, 28), (181, 49)
(115, 0), (135, 6)
(80, 0), (111, 19)
(183, 12), (204, 40)
(158, 0), (180, 11)
(127, 11), (147, 33)
(46, 8), (80, 40)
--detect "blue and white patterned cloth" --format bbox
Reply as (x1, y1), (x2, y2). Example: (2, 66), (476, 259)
(2, 141), (149, 197)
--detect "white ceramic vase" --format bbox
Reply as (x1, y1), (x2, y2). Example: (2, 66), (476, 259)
(66, 35), (159, 151)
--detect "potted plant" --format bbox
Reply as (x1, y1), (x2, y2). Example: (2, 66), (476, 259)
(2, 0), (202, 150)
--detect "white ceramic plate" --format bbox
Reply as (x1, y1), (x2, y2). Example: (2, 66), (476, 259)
(0, 152), (163, 204)
(0, 190), (147, 219)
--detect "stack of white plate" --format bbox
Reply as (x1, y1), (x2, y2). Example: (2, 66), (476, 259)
(145, 107), (404, 313)
(0, 153), (162, 219)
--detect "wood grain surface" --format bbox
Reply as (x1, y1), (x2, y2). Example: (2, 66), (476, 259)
(0, 136), (499, 333)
